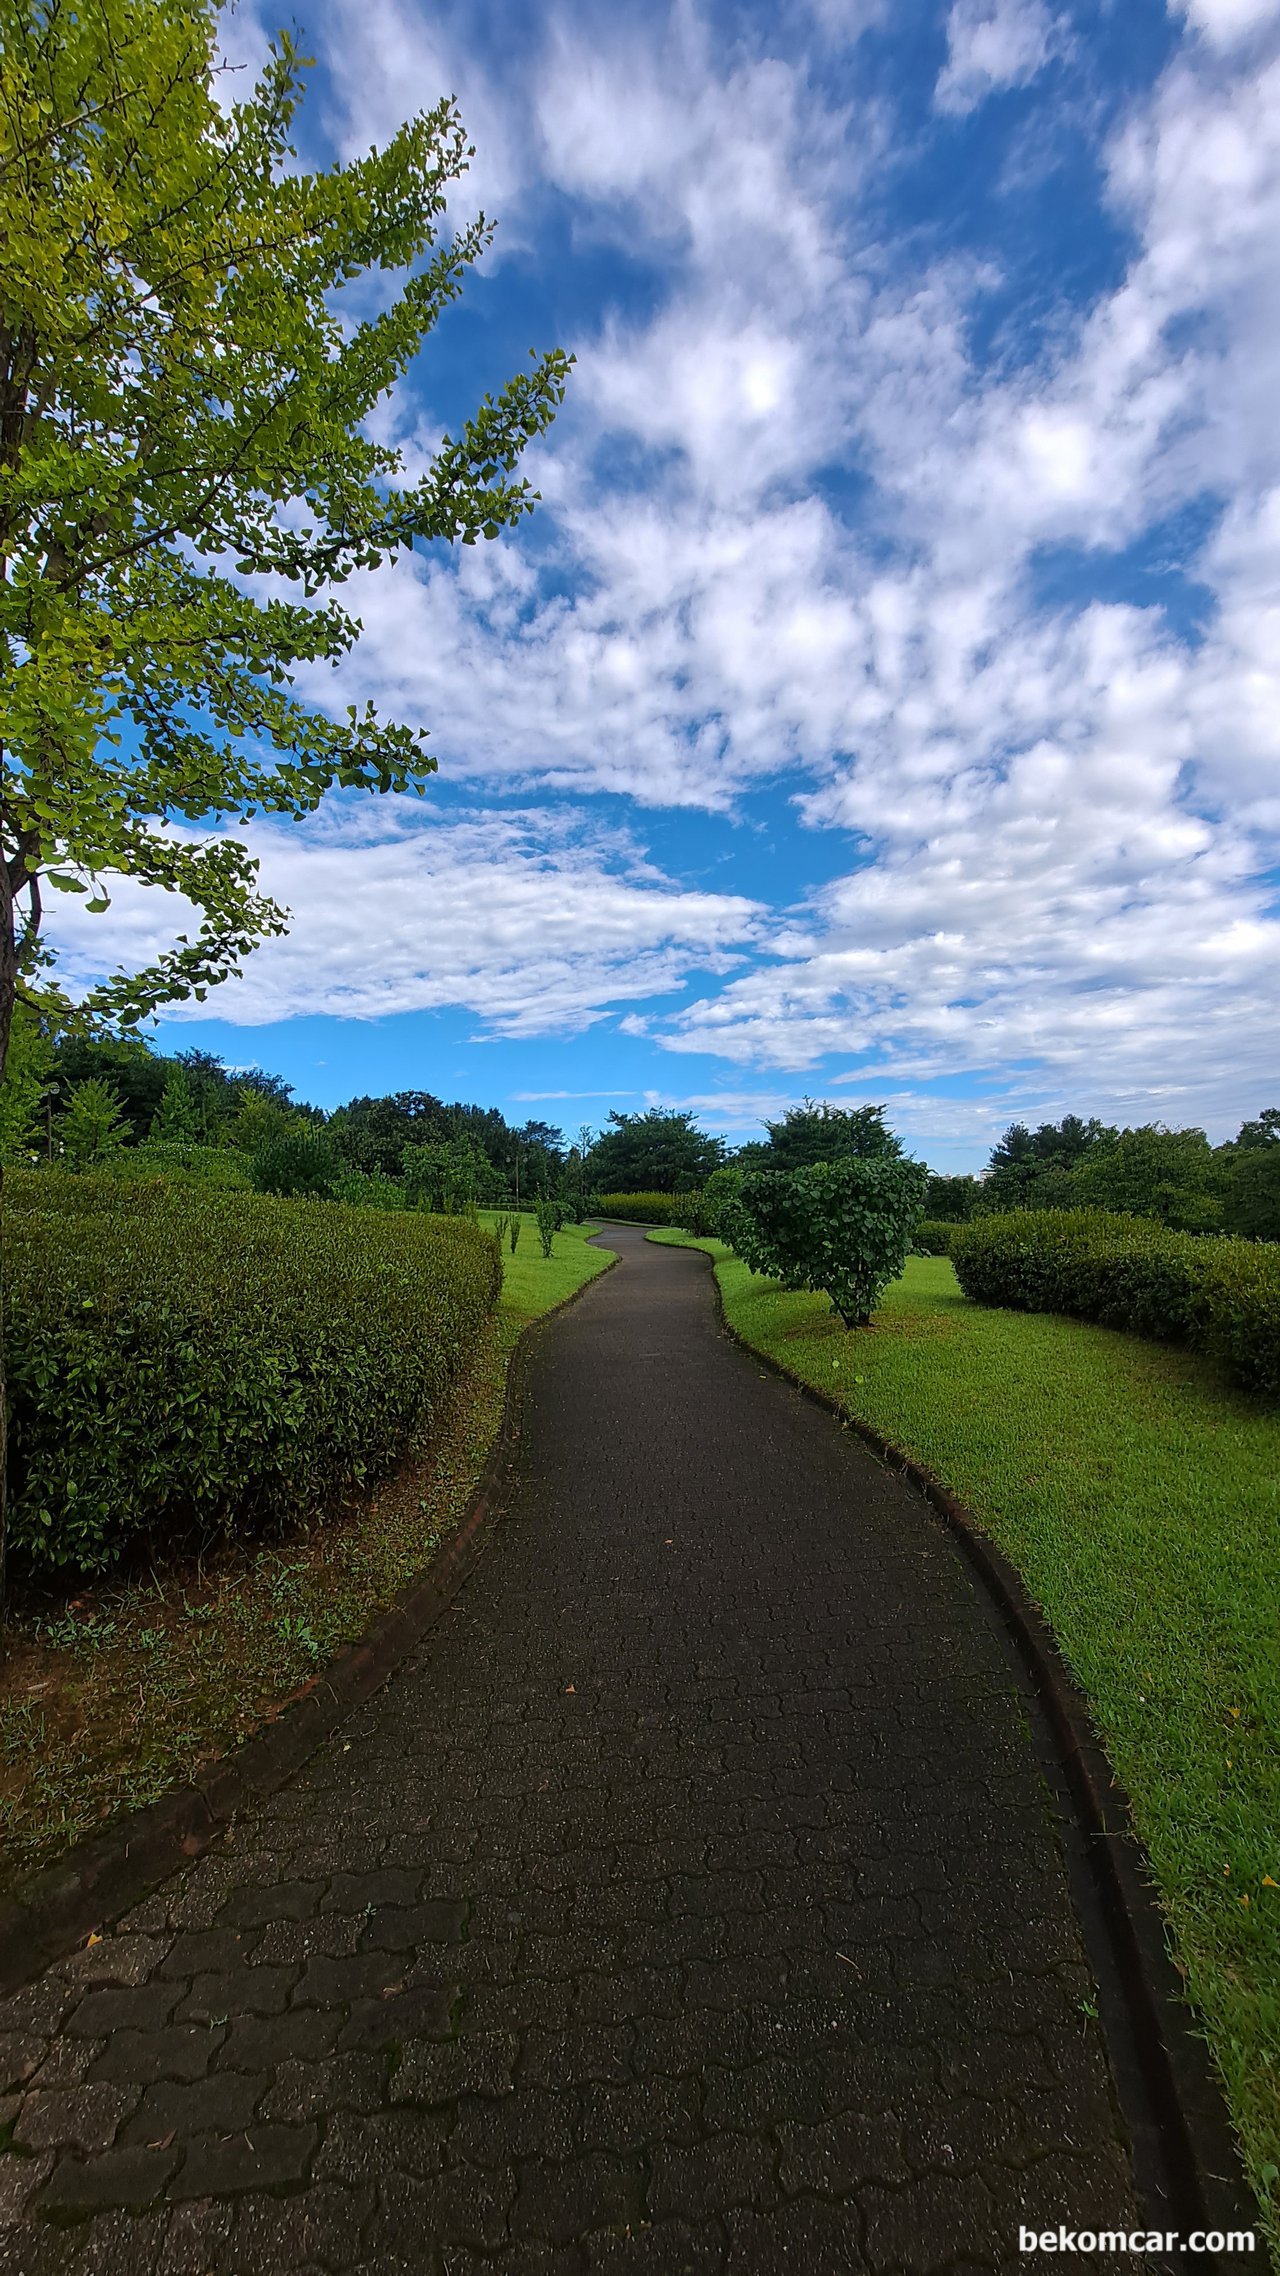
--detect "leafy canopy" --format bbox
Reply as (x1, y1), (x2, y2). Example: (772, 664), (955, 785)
(737, 1100), (903, 1174)
(587, 1109), (724, 1194)
(0, 0), (570, 1040)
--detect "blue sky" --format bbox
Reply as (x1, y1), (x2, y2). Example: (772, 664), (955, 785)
(50, 0), (1280, 1169)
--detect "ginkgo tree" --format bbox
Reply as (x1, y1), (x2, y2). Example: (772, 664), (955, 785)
(0, 0), (571, 1586)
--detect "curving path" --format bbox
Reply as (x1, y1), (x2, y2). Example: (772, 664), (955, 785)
(1, 1224), (1153, 2273)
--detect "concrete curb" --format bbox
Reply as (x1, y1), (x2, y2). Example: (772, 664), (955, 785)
(657, 1232), (1257, 2260)
(0, 1252), (618, 2000)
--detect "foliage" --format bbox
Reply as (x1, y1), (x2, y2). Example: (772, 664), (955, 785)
(594, 1191), (683, 1224)
(1235, 1108), (1280, 1150)
(535, 1195), (557, 1258)
(250, 1126), (342, 1200)
(675, 1166), (743, 1237)
(982, 1116), (1118, 1211)
(401, 1135), (491, 1213)
(912, 1219), (959, 1255)
(0, 1000), (52, 1160)
(509, 1214), (521, 1255)
(3, 1172), (501, 1575)
(1222, 1147), (1280, 1243)
(587, 1111), (724, 1195)
(0, 0), (570, 1060)
(737, 1100), (903, 1174)
(950, 1210), (1280, 1396)
(99, 1141), (253, 1192)
(59, 1078), (129, 1169)
(331, 1166), (407, 1212)
(732, 1155), (928, 1326)
(924, 1173), (981, 1222)
(149, 1065), (197, 1146)
(1070, 1124), (1223, 1230)
(48, 1034), (167, 1141)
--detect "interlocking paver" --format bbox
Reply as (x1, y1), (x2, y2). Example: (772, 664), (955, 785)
(0, 1224), (1153, 2270)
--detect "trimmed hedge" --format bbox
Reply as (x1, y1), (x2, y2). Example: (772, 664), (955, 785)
(594, 1192), (681, 1224)
(4, 1171), (502, 1576)
(911, 1219), (959, 1256)
(950, 1208), (1280, 1397)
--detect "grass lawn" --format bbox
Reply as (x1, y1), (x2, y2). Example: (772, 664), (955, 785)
(651, 1230), (1280, 2237)
(0, 1215), (614, 1893)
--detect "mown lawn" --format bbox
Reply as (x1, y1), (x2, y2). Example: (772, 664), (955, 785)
(652, 1230), (1280, 2236)
(0, 1215), (614, 1891)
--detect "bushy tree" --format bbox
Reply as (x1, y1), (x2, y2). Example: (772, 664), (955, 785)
(535, 1195), (557, 1257)
(1234, 1108), (1280, 1150)
(738, 1100), (902, 1174)
(983, 1116), (1117, 1210)
(331, 1094), (450, 1177)
(1221, 1148), (1280, 1242)
(732, 1156), (928, 1327)
(587, 1109), (723, 1194)
(60, 1077), (130, 1168)
(1071, 1125), (1222, 1230)
(925, 1172), (982, 1222)
(150, 1065), (198, 1146)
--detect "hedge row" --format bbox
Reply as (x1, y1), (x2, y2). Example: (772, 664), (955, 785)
(593, 1192), (682, 1224)
(911, 1219), (960, 1256)
(950, 1209), (1280, 1397)
(4, 1171), (502, 1576)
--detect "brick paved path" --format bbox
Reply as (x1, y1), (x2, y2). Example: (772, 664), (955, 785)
(1, 1225), (1150, 2274)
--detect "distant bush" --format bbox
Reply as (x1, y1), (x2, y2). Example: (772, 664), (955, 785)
(250, 1126), (342, 1199)
(98, 1142), (255, 1192)
(594, 1192), (681, 1224)
(732, 1156), (928, 1327)
(912, 1219), (959, 1256)
(675, 1166), (743, 1238)
(4, 1172), (502, 1576)
(950, 1210), (1280, 1398)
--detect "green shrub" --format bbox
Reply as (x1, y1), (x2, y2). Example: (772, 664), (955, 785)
(676, 1166), (743, 1238)
(99, 1142), (255, 1192)
(912, 1219), (958, 1256)
(250, 1126), (342, 1199)
(3, 1172), (502, 1577)
(60, 1078), (129, 1168)
(534, 1195), (557, 1257)
(733, 1156), (929, 1327)
(594, 1191), (681, 1223)
(950, 1209), (1280, 1397)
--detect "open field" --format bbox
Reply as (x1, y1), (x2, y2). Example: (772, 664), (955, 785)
(0, 1215), (614, 1892)
(651, 1229), (1280, 2232)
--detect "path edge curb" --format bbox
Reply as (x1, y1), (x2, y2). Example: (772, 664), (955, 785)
(0, 1250), (618, 2000)
(663, 1234), (1256, 2251)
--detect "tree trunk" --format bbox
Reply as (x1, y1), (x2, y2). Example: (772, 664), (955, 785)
(0, 863), (15, 1618)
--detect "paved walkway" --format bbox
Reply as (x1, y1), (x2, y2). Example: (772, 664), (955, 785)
(1, 1225), (1148, 2273)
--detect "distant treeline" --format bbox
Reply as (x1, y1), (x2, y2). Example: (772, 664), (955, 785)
(925, 1111), (1280, 1240)
(5, 1020), (1276, 1238)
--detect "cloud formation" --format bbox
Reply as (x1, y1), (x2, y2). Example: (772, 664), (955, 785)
(49, 0), (1280, 1143)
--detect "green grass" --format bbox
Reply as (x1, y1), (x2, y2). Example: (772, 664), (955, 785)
(0, 1215), (614, 1893)
(651, 1229), (1280, 2235)
(479, 1210), (615, 1322)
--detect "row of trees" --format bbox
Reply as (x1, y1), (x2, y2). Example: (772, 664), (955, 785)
(7, 1027), (1277, 1241)
(925, 1112), (1280, 1240)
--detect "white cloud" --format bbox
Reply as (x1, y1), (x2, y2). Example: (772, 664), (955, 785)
(934, 0), (1068, 116)
(1170, 0), (1280, 51)
(45, 806), (763, 1035)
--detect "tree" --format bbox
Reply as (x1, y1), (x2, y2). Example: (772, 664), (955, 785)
(739, 1100), (903, 1174)
(0, 0), (570, 1593)
(60, 1076), (129, 1168)
(150, 1064), (198, 1146)
(49, 1031), (166, 1141)
(1071, 1124), (1223, 1230)
(1221, 1148), (1280, 1242)
(731, 1157), (928, 1328)
(587, 1109), (723, 1194)
(330, 1093), (450, 1178)
(1234, 1108), (1280, 1150)
(925, 1173), (981, 1222)
(250, 1126), (340, 1199)
(982, 1116), (1117, 1210)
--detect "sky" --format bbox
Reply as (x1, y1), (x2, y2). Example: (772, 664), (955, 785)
(48, 0), (1280, 1170)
